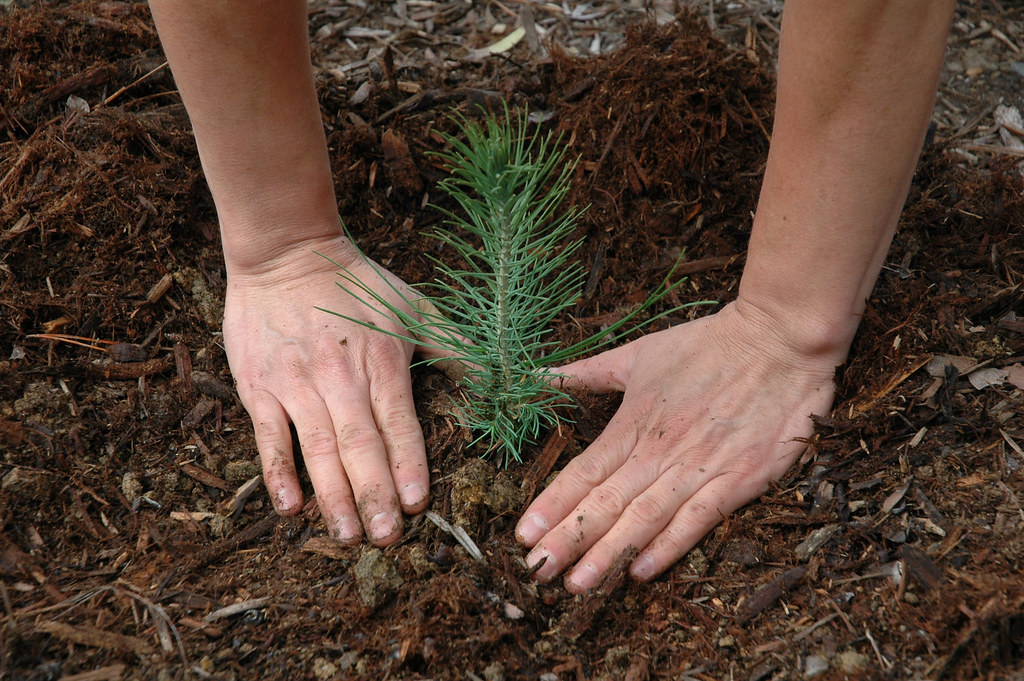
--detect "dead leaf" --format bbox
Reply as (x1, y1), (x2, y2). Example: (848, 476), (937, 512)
(467, 26), (526, 60)
(967, 367), (1008, 390)
(1006, 363), (1024, 389)
(881, 478), (912, 515)
(381, 129), (411, 162)
(957, 471), (995, 487)
(926, 354), (975, 378)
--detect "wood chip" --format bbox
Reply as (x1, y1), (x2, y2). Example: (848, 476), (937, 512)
(301, 536), (350, 560)
(219, 474), (263, 517)
(144, 273), (173, 304)
(58, 664), (126, 681)
(560, 545), (638, 640)
(735, 567), (808, 622)
(794, 524), (840, 562)
(897, 545), (943, 591)
(36, 621), (155, 657)
(177, 461), (233, 492)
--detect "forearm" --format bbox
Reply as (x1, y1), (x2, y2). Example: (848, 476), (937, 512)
(148, 0), (342, 272)
(738, 0), (955, 359)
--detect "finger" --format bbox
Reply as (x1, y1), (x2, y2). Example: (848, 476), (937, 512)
(518, 413), (642, 577)
(321, 382), (404, 547)
(284, 395), (364, 545)
(630, 473), (760, 581)
(516, 409), (639, 547)
(242, 388), (304, 516)
(563, 459), (705, 593)
(554, 341), (636, 393)
(365, 345), (429, 514)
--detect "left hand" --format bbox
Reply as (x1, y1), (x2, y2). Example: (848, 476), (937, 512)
(515, 300), (840, 592)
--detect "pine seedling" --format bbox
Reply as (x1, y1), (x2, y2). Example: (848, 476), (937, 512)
(321, 107), (712, 466)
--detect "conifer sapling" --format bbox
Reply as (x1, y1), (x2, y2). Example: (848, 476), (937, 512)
(320, 107), (712, 466)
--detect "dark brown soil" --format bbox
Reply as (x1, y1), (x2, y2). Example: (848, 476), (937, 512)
(2, 3), (1023, 680)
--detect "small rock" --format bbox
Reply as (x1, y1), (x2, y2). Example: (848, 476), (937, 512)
(13, 382), (54, 419)
(172, 267), (224, 328)
(312, 657), (337, 680)
(838, 650), (869, 674)
(353, 548), (404, 609)
(338, 651), (359, 671)
(717, 635), (736, 648)
(685, 548), (708, 574)
(406, 545), (436, 576)
(805, 655), (828, 677)
(485, 468), (525, 515)
(604, 645), (631, 668)
(483, 662), (505, 681)
(904, 591), (920, 605)
(198, 655), (215, 673)
(503, 602), (524, 620)
(450, 458), (496, 527)
(2, 467), (46, 499)
(209, 514), (234, 538)
(121, 471), (144, 503)
(224, 459), (261, 485)
(539, 674), (559, 681)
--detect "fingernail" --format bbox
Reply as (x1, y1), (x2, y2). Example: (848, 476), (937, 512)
(400, 483), (426, 508)
(275, 487), (300, 513)
(369, 511), (398, 541)
(568, 563), (599, 592)
(334, 516), (361, 543)
(517, 514), (549, 545)
(631, 554), (655, 581)
(526, 548), (555, 582)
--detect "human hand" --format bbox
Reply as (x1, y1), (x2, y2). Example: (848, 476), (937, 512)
(515, 299), (842, 591)
(222, 234), (434, 547)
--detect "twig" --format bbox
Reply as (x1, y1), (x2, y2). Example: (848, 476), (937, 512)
(102, 61), (169, 107)
(864, 626), (893, 670)
(424, 511), (483, 561)
(204, 597), (272, 623)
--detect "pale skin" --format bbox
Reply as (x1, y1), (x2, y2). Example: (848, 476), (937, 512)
(147, 0), (956, 588)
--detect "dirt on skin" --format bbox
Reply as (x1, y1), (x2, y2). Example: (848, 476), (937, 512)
(2, 3), (1023, 680)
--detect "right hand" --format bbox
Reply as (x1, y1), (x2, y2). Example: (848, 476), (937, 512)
(222, 234), (436, 546)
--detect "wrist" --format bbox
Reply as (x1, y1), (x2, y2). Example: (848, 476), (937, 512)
(220, 218), (359, 280)
(729, 290), (859, 367)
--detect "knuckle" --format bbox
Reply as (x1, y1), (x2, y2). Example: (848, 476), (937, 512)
(586, 485), (629, 520)
(336, 424), (383, 453)
(627, 494), (667, 526)
(299, 428), (338, 460)
(364, 338), (409, 378)
(568, 455), (608, 488)
(252, 416), (290, 447)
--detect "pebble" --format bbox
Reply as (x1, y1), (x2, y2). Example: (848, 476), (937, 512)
(839, 650), (869, 673)
(312, 657), (337, 680)
(805, 655), (829, 677)
(121, 471), (144, 503)
(483, 662), (505, 681)
(353, 548), (404, 609)
(2, 467), (46, 499)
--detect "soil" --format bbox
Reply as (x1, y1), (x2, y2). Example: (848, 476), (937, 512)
(2, 2), (1023, 680)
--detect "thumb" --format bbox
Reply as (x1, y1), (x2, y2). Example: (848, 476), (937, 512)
(554, 342), (636, 393)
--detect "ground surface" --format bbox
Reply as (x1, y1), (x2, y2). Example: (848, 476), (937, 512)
(2, 1), (1024, 680)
